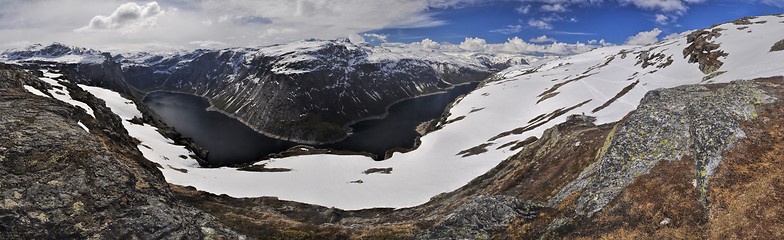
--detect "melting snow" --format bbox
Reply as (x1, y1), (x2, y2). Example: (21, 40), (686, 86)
(22, 85), (49, 98)
(38, 71), (94, 118)
(77, 121), (89, 133)
(71, 16), (784, 210)
(78, 85), (205, 178)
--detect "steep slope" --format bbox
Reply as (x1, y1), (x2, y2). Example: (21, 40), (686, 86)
(0, 64), (240, 238)
(126, 15), (784, 210)
(0, 43), (136, 98)
(169, 77), (784, 239)
(117, 39), (502, 143)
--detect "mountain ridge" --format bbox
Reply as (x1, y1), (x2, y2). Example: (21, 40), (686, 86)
(1, 14), (784, 239)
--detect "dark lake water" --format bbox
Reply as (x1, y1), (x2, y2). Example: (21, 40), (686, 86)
(143, 83), (478, 166)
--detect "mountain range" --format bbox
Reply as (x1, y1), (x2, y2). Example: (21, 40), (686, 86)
(1, 14), (784, 239)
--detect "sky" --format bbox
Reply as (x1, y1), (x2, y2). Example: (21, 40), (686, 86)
(0, 0), (782, 53)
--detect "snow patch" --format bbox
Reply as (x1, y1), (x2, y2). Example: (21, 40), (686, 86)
(79, 85), (204, 181)
(77, 121), (89, 133)
(22, 85), (49, 98)
(37, 72), (95, 118)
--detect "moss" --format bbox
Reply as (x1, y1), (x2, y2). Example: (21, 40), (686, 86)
(72, 201), (85, 214)
(3, 199), (18, 208)
(595, 123), (620, 161)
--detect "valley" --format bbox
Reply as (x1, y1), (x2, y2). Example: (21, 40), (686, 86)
(1, 3), (784, 238)
(143, 82), (478, 165)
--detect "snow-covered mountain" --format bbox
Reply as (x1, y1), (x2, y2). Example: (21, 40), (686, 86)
(1, 43), (137, 98)
(1, 39), (541, 144)
(115, 38), (528, 143)
(5, 14), (784, 239)
(5, 15), (783, 211)
(1, 42), (107, 64)
(116, 14), (784, 210)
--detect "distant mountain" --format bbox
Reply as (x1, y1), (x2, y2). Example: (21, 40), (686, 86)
(2, 39), (539, 144)
(1, 43), (136, 98)
(123, 14), (784, 212)
(2, 14), (784, 239)
(1, 42), (106, 64)
(114, 38), (530, 143)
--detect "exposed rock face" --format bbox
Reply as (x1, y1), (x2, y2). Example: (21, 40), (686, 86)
(414, 196), (541, 240)
(0, 64), (240, 239)
(553, 80), (770, 219)
(771, 39), (784, 52)
(532, 78), (781, 238)
(683, 28), (729, 74)
(118, 39), (495, 143)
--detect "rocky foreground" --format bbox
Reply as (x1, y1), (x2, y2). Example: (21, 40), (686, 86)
(1, 61), (782, 238)
(0, 64), (240, 238)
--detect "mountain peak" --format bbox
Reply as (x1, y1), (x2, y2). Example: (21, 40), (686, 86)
(1, 42), (106, 64)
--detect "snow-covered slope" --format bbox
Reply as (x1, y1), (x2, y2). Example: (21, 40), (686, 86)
(110, 15), (784, 210)
(117, 39), (516, 144)
(2, 43), (136, 100)
(14, 16), (783, 211)
(1, 43), (106, 64)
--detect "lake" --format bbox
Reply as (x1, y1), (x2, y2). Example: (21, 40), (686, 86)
(143, 83), (478, 166)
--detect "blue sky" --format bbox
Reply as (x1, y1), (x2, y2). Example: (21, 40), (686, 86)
(370, 0), (784, 45)
(0, 0), (783, 51)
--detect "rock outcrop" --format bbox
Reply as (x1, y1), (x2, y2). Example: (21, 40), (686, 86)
(683, 28), (728, 74)
(0, 64), (240, 239)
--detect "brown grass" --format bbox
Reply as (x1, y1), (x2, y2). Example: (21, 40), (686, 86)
(540, 78), (784, 239)
(566, 157), (707, 239)
(708, 87), (784, 239)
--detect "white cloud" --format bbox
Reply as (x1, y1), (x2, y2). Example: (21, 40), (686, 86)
(347, 33), (365, 44)
(617, 0), (705, 13)
(527, 19), (553, 29)
(421, 38), (444, 49)
(541, 4), (568, 12)
(386, 36), (597, 56)
(759, 0), (784, 7)
(425, 0), (492, 8)
(625, 28), (662, 45)
(76, 2), (164, 33)
(530, 35), (557, 43)
(490, 25), (523, 34)
(0, 0), (479, 51)
(459, 37), (488, 51)
(189, 40), (227, 48)
(588, 39), (613, 46)
(362, 33), (389, 43)
(655, 14), (670, 24)
(516, 5), (532, 14)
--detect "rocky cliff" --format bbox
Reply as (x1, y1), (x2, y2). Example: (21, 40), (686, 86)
(1, 43), (138, 98)
(117, 39), (497, 143)
(0, 64), (240, 239)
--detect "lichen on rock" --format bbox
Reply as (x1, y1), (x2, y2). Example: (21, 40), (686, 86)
(554, 80), (774, 218)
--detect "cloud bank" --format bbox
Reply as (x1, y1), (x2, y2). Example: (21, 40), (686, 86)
(0, 0), (475, 51)
(625, 28), (662, 45)
(385, 36), (598, 55)
(77, 2), (163, 33)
